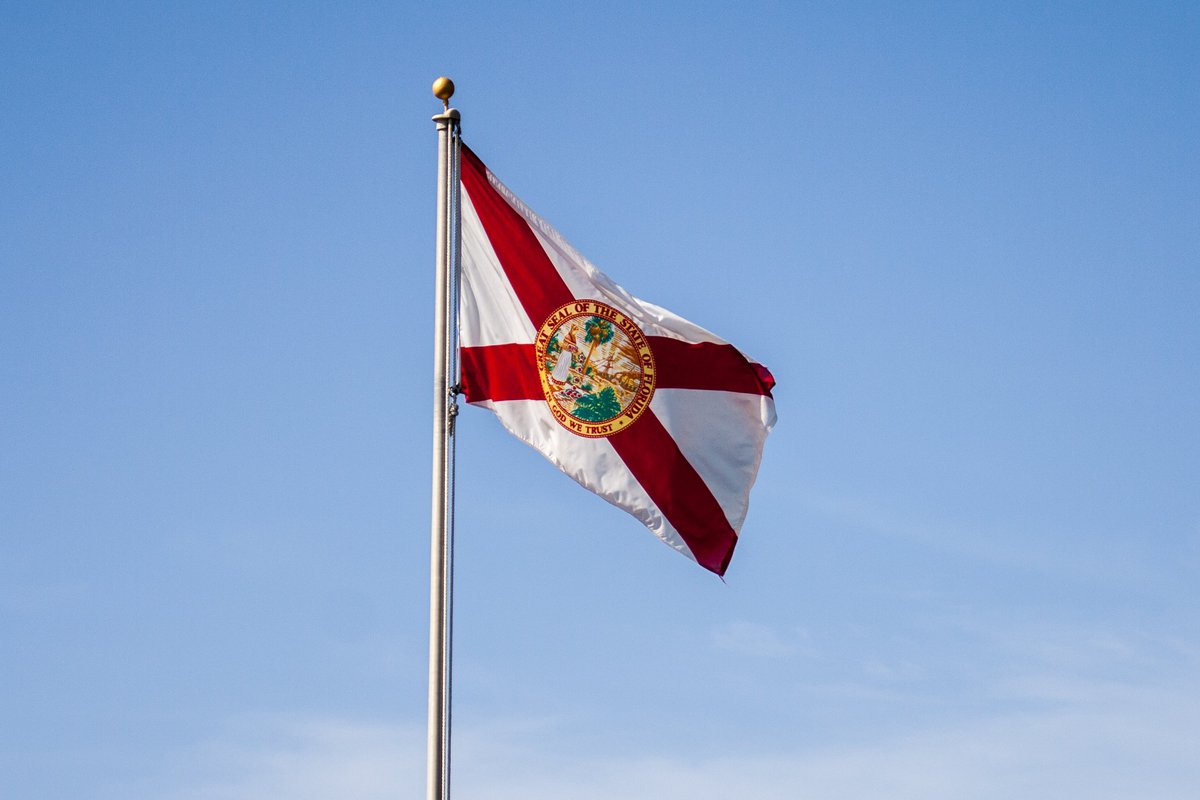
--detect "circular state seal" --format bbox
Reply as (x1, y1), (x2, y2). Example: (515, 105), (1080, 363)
(536, 300), (656, 438)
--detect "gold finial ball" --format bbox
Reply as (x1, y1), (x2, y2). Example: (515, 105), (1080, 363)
(432, 76), (455, 103)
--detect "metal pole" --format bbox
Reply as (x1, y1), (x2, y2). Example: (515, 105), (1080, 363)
(428, 77), (459, 800)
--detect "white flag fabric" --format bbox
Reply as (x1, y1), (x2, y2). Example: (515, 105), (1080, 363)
(457, 144), (776, 575)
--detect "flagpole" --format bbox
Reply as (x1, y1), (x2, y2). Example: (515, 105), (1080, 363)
(428, 76), (460, 800)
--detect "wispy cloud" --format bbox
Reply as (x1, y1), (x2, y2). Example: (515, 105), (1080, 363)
(710, 621), (808, 658)
(796, 488), (1171, 588)
(148, 716), (424, 800)
(131, 673), (1200, 800)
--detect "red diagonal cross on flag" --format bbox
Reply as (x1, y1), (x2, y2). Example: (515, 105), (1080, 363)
(457, 144), (775, 576)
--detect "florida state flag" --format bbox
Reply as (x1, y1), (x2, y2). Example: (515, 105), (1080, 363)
(457, 144), (776, 575)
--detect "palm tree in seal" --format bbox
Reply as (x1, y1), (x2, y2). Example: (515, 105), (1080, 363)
(573, 387), (622, 422)
(578, 316), (614, 382)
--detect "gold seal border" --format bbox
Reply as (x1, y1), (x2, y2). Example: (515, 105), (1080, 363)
(535, 300), (657, 438)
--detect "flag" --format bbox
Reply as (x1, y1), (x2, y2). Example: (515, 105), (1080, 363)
(457, 144), (776, 576)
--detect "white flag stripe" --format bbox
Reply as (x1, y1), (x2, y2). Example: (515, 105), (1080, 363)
(460, 189), (538, 347)
(649, 388), (775, 533)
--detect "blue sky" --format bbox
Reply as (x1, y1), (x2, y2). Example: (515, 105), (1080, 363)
(2, 2), (1197, 797)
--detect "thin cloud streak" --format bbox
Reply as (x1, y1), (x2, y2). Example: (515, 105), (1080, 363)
(710, 621), (809, 658)
(137, 675), (1199, 800)
(797, 488), (1173, 588)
